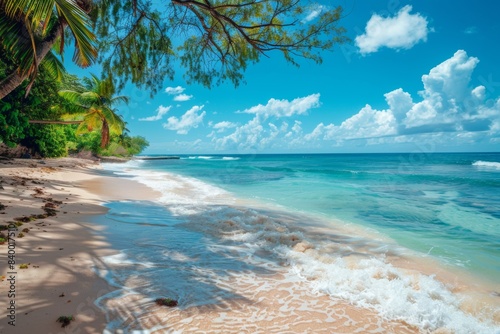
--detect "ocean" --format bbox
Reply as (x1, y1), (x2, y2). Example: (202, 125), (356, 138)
(95, 152), (500, 333)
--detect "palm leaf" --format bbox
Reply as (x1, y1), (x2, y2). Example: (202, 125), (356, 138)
(60, 112), (86, 120)
(41, 51), (66, 81)
(0, 13), (36, 75)
(110, 95), (130, 106)
(3, 0), (54, 33)
(58, 89), (83, 104)
(102, 108), (125, 134)
(1, 0), (96, 94)
(54, 0), (97, 67)
(80, 91), (102, 103)
(76, 110), (102, 134)
(57, 74), (128, 147)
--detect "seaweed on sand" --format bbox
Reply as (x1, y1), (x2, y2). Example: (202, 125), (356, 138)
(56, 315), (73, 328)
(155, 298), (178, 307)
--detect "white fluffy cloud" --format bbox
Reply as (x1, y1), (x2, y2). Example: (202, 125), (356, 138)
(404, 50), (480, 130)
(304, 50), (499, 145)
(212, 121), (237, 133)
(165, 86), (194, 102)
(165, 86), (185, 95)
(205, 50), (500, 152)
(355, 5), (430, 54)
(303, 105), (397, 144)
(240, 94), (321, 118)
(173, 94), (193, 102)
(139, 105), (171, 121)
(214, 95), (321, 151)
(210, 50), (499, 152)
(163, 105), (206, 134)
(339, 105), (397, 138)
(214, 116), (264, 151)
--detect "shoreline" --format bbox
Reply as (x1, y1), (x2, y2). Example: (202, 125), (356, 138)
(0, 158), (498, 333)
(102, 160), (500, 332)
(0, 158), (160, 333)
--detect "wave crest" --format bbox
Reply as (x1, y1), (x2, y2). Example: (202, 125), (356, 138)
(473, 161), (500, 169)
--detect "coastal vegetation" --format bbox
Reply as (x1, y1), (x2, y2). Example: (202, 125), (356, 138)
(0, 54), (149, 157)
(0, 0), (347, 157)
(57, 74), (129, 149)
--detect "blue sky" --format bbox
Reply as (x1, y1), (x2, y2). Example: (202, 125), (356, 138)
(71, 0), (500, 154)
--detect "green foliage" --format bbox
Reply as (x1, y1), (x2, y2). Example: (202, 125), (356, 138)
(99, 134), (149, 156)
(58, 74), (128, 148)
(22, 124), (68, 157)
(1, 0), (347, 99)
(64, 125), (148, 157)
(0, 0), (97, 81)
(0, 52), (69, 157)
(69, 131), (101, 153)
(127, 135), (149, 155)
(94, 0), (347, 95)
(0, 107), (28, 147)
(0, 51), (29, 145)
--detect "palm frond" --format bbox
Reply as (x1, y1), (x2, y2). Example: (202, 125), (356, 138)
(75, 112), (102, 134)
(57, 74), (128, 147)
(60, 112), (87, 121)
(80, 91), (101, 99)
(55, 0), (97, 68)
(110, 95), (130, 106)
(75, 122), (90, 135)
(3, 0), (54, 34)
(41, 51), (66, 81)
(101, 107), (125, 134)
(0, 13), (36, 75)
(58, 89), (83, 103)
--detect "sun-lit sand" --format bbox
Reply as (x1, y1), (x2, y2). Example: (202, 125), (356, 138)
(0, 158), (158, 333)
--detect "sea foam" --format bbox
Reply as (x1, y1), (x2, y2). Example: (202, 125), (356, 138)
(473, 160), (500, 169)
(184, 155), (240, 161)
(180, 205), (500, 334)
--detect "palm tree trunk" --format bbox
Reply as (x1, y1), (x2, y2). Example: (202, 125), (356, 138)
(0, 71), (28, 99)
(101, 118), (110, 148)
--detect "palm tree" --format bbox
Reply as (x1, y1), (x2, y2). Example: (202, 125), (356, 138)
(59, 74), (128, 149)
(0, 0), (97, 99)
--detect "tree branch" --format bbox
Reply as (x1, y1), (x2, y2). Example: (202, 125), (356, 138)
(28, 120), (82, 124)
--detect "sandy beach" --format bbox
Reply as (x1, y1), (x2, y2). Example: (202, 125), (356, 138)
(0, 158), (159, 334)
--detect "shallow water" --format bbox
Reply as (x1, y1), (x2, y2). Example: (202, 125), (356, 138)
(95, 153), (500, 333)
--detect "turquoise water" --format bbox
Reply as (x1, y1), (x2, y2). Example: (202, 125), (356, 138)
(131, 153), (500, 282)
(97, 153), (500, 333)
